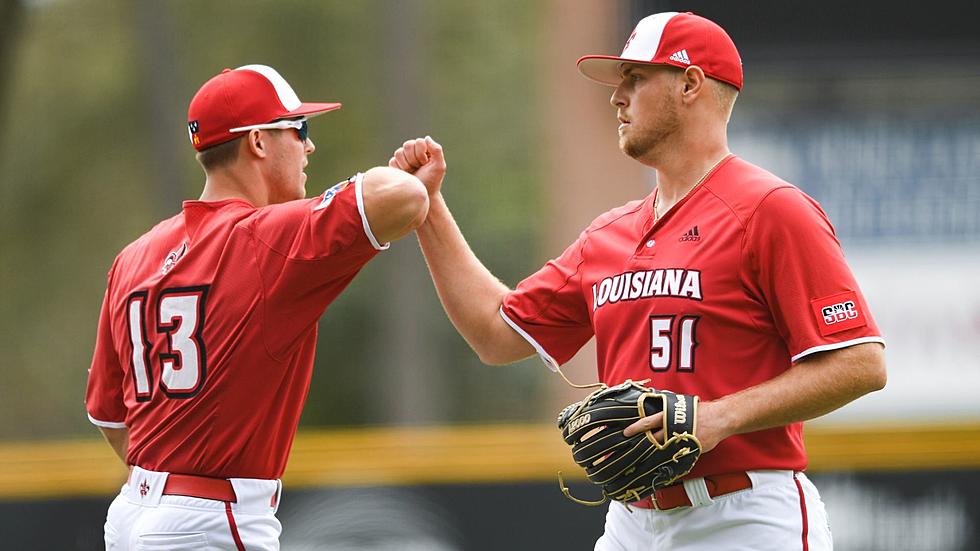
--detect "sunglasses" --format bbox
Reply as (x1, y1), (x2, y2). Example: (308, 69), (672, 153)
(229, 118), (309, 142)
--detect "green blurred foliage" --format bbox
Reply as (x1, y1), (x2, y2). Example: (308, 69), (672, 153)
(0, 0), (548, 439)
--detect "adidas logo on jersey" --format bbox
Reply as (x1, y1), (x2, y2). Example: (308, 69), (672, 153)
(669, 49), (691, 65)
(678, 226), (700, 242)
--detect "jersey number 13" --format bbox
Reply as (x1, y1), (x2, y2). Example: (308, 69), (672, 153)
(126, 286), (210, 401)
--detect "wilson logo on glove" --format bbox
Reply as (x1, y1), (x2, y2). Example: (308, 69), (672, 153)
(556, 380), (702, 506)
(673, 393), (688, 424)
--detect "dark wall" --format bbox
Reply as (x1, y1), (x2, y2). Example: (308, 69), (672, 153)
(631, 0), (980, 52)
(4, 471), (979, 551)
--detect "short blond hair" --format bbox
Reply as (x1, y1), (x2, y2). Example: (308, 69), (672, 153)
(710, 79), (739, 122)
(668, 66), (739, 121)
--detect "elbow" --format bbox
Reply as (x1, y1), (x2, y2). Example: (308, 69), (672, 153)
(476, 348), (514, 366)
(473, 333), (533, 366)
(866, 359), (887, 392)
(860, 344), (888, 393)
(474, 302), (536, 366)
(401, 175), (430, 231)
(384, 168), (429, 231)
(362, 166), (430, 237)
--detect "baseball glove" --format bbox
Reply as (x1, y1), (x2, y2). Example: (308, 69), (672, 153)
(556, 380), (701, 506)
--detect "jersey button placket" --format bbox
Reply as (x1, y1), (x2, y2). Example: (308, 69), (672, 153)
(635, 198), (663, 258)
(635, 234), (657, 259)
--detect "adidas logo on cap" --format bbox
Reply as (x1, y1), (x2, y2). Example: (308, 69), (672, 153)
(669, 49), (691, 65)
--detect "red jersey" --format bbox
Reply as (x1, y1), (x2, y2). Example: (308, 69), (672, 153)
(501, 155), (883, 476)
(85, 174), (386, 480)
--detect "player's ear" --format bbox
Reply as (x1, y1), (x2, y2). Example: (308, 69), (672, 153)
(246, 129), (269, 159)
(680, 66), (706, 104)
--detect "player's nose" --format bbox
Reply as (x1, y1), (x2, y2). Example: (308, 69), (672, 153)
(610, 84), (628, 108)
(305, 138), (315, 155)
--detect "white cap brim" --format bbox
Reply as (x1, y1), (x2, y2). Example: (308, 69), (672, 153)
(287, 102), (343, 119)
(577, 55), (670, 86)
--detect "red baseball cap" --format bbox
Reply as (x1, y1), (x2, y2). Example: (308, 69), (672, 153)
(187, 64), (341, 151)
(577, 12), (742, 90)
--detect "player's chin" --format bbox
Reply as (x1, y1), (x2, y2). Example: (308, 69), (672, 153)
(620, 137), (651, 160)
(619, 137), (638, 158)
(293, 174), (308, 200)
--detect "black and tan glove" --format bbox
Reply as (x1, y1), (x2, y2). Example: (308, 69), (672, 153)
(557, 380), (701, 506)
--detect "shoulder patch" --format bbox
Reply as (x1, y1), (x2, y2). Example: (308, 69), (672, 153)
(810, 291), (867, 336)
(313, 176), (354, 211)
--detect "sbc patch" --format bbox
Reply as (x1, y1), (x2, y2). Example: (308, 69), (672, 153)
(810, 291), (866, 336)
(314, 177), (353, 211)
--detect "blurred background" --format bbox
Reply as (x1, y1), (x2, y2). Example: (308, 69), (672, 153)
(1, 0), (979, 549)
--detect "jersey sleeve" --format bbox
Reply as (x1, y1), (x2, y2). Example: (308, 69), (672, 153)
(501, 232), (594, 370)
(742, 187), (884, 362)
(85, 273), (128, 429)
(248, 173), (388, 258)
(244, 173), (386, 356)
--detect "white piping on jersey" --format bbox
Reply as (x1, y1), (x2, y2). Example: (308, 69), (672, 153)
(791, 336), (885, 363)
(87, 413), (126, 429)
(354, 172), (390, 251)
(499, 307), (560, 372)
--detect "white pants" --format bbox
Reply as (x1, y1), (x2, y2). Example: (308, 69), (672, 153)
(595, 471), (833, 551)
(104, 467), (283, 551)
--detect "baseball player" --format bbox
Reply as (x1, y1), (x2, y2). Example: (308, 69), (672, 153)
(85, 64), (430, 550)
(392, 12), (886, 551)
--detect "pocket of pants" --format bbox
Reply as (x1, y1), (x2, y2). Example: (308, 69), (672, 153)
(104, 521), (120, 550)
(104, 491), (128, 551)
(135, 532), (210, 550)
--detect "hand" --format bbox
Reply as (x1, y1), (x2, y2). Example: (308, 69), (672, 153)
(389, 136), (446, 196)
(623, 399), (730, 453)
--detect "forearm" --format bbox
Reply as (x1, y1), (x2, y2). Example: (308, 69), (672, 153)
(98, 427), (129, 465)
(632, 343), (887, 450)
(417, 193), (533, 364)
(713, 343), (887, 436)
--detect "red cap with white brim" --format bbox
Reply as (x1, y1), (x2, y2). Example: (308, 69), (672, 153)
(577, 12), (743, 90)
(187, 64), (341, 151)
